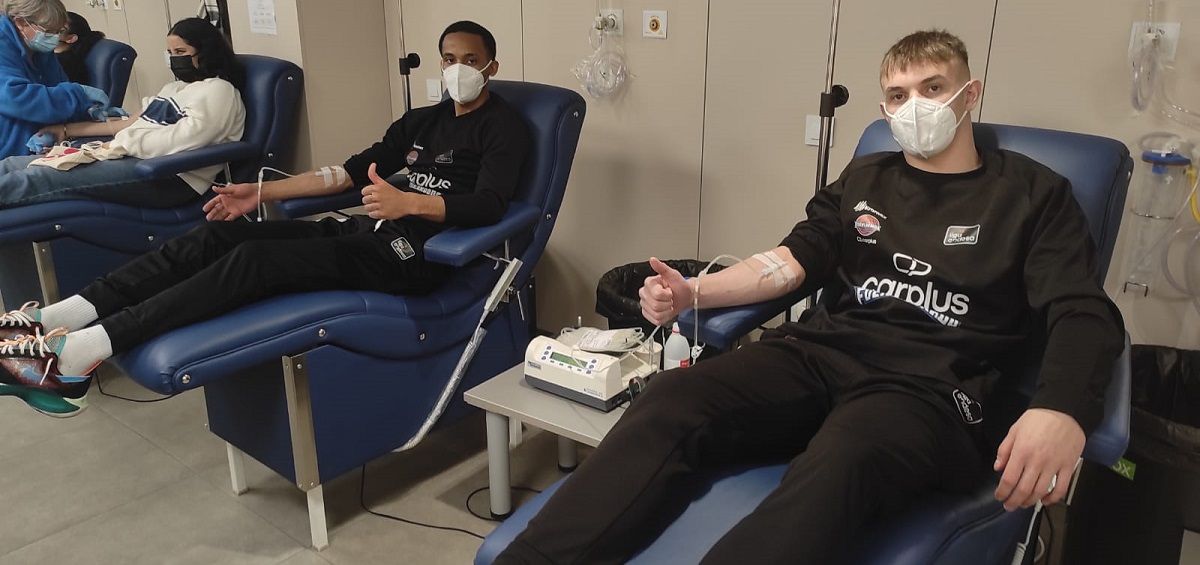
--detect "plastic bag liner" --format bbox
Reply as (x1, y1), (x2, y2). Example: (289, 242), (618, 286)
(596, 259), (727, 334)
(1129, 345), (1200, 473)
(1060, 345), (1200, 565)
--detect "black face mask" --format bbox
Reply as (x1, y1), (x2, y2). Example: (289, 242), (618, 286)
(169, 55), (204, 82)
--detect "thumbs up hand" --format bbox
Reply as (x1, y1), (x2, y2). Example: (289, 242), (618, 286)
(639, 257), (695, 326)
(362, 162), (414, 220)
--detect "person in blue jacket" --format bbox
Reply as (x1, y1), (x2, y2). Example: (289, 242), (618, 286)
(0, 0), (109, 159)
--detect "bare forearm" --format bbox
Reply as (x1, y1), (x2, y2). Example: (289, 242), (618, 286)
(693, 246), (807, 309)
(64, 117), (134, 138)
(260, 171), (354, 202)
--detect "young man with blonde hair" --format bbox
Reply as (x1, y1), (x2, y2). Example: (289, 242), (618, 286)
(497, 29), (1123, 563)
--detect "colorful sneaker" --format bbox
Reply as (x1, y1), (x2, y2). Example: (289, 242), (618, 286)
(0, 328), (93, 417)
(0, 301), (43, 342)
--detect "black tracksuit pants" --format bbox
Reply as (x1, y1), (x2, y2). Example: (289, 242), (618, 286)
(78, 216), (447, 354)
(498, 336), (990, 564)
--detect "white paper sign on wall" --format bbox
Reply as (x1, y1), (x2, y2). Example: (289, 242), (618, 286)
(249, 0), (277, 35)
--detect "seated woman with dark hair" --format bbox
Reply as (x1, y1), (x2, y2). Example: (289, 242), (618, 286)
(0, 17), (245, 309)
(54, 11), (104, 84)
(0, 17), (245, 209)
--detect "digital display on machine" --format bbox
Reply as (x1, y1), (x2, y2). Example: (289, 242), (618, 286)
(550, 351), (588, 370)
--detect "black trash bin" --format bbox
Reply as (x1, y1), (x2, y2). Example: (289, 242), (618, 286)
(595, 259), (725, 335)
(1063, 345), (1200, 565)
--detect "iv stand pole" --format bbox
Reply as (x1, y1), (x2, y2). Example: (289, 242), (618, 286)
(815, 0), (849, 194)
(398, 53), (421, 113)
(799, 0), (850, 316)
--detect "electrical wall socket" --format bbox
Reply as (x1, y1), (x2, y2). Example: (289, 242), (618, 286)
(1130, 21), (1181, 61)
(426, 79), (442, 102)
(805, 115), (833, 146)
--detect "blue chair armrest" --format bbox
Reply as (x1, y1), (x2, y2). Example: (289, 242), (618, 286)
(424, 203), (540, 267)
(277, 191), (363, 219)
(677, 289), (807, 350)
(1081, 333), (1131, 467)
(277, 175), (409, 219)
(133, 141), (258, 179)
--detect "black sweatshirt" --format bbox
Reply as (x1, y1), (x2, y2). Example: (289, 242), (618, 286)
(779, 150), (1125, 434)
(343, 94), (531, 241)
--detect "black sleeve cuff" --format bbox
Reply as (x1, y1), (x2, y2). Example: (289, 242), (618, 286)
(1028, 389), (1103, 436)
(442, 191), (506, 227)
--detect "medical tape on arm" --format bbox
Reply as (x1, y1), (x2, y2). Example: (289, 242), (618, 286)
(316, 165), (347, 188)
(751, 250), (797, 288)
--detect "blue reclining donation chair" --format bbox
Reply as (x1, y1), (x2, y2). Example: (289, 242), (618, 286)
(113, 81), (586, 549)
(83, 37), (136, 108)
(0, 55), (303, 304)
(475, 120), (1133, 565)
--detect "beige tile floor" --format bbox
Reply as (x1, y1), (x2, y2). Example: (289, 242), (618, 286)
(0, 363), (571, 565)
(5, 364), (1197, 565)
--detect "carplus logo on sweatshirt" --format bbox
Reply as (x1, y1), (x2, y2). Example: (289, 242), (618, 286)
(852, 275), (970, 327)
(407, 171), (452, 195)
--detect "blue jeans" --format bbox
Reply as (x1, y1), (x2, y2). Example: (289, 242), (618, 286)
(0, 155), (199, 308)
(0, 155), (198, 209)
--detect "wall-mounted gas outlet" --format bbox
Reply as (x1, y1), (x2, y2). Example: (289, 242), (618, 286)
(597, 9), (623, 37)
(643, 10), (667, 39)
(1130, 21), (1181, 61)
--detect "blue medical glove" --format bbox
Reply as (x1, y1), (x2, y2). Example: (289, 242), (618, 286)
(77, 84), (110, 108)
(26, 131), (56, 154)
(87, 105), (129, 122)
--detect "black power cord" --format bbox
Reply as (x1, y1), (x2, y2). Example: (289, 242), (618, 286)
(359, 462), (488, 539)
(359, 460), (546, 540)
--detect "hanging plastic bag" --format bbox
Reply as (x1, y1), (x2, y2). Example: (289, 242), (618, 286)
(572, 22), (629, 100)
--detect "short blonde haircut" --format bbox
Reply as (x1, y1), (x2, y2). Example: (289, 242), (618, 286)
(3, 0), (67, 31)
(880, 29), (970, 82)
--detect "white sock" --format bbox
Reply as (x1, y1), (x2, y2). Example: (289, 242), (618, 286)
(54, 326), (112, 376)
(39, 295), (99, 332)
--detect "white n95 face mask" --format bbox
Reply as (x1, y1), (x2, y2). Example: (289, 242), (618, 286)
(881, 80), (975, 159)
(443, 61), (492, 104)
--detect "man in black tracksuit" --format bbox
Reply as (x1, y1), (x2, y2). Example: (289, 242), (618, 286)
(0, 21), (530, 418)
(497, 29), (1124, 564)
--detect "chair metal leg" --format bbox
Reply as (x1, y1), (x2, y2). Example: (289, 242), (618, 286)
(307, 485), (329, 550)
(283, 353), (327, 548)
(486, 411), (512, 518)
(226, 442), (248, 495)
(32, 241), (60, 305)
(557, 435), (578, 471)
